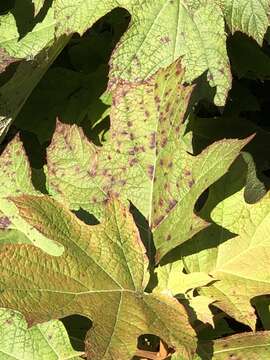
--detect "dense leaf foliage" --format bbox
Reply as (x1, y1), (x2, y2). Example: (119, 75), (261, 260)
(1, 0), (270, 359)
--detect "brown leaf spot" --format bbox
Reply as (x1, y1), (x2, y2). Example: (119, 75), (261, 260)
(127, 121), (133, 127)
(154, 95), (161, 104)
(149, 132), (156, 149)
(0, 216), (11, 229)
(153, 215), (165, 227)
(160, 36), (171, 44)
(129, 158), (138, 167)
(166, 234), (171, 241)
(147, 165), (154, 180)
(188, 179), (195, 188)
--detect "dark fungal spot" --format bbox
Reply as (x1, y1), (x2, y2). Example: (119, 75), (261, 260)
(107, 155), (112, 160)
(145, 110), (150, 117)
(184, 170), (191, 176)
(149, 132), (156, 149)
(129, 158), (138, 167)
(188, 179), (195, 188)
(87, 169), (96, 177)
(129, 133), (135, 141)
(127, 121), (133, 127)
(153, 215), (165, 227)
(160, 36), (170, 44)
(166, 234), (171, 241)
(168, 161), (173, 168)
(154, 95), (160, 104)
(0, 216), (11, 229)
(166, 103), (171, 113)
(147, 165), (154, 180)
(169, 199), (177, 209)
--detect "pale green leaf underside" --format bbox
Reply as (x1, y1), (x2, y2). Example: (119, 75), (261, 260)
(0, 308), (83, 360)
(180, 157), (270, 329)
(155, 260), (214, 295)
(0, 196), (196, 359)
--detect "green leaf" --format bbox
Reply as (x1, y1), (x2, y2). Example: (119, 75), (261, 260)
(0, 308), (83, 359)
(45, 61), (248, 260)
(0, 195), (196, 359)
(218, 0), (270, 44)
(0, 135), (63, 255)
(178, 156), (270, 329)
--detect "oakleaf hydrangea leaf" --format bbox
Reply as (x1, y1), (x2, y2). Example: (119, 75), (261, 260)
(0, 135), (63, 255)
(0, 308), (83, 360)
(154, 261), (214, 296)
(197, 331), (270, 359)
(0, 196), (196, 359)
(46, 60), (249, 260)
(178, 156), (270, 329)
(188, 296), (214, 327)
(217, 0), (270, 45)
(154, 261), (215, 326)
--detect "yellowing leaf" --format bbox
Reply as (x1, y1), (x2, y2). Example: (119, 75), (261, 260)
(0, 196), (196, 359)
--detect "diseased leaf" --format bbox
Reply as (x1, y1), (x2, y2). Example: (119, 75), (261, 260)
(0, 196), (196, 359)
(198, 331), (270, 359)
(178, 156), (270, 329)
(0, 135), (63, 255)
(0, 308), (83, 359)
(45, 61), (248, 260)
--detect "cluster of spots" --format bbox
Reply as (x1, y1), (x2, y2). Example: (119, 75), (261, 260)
(160, 36), (171, 45)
